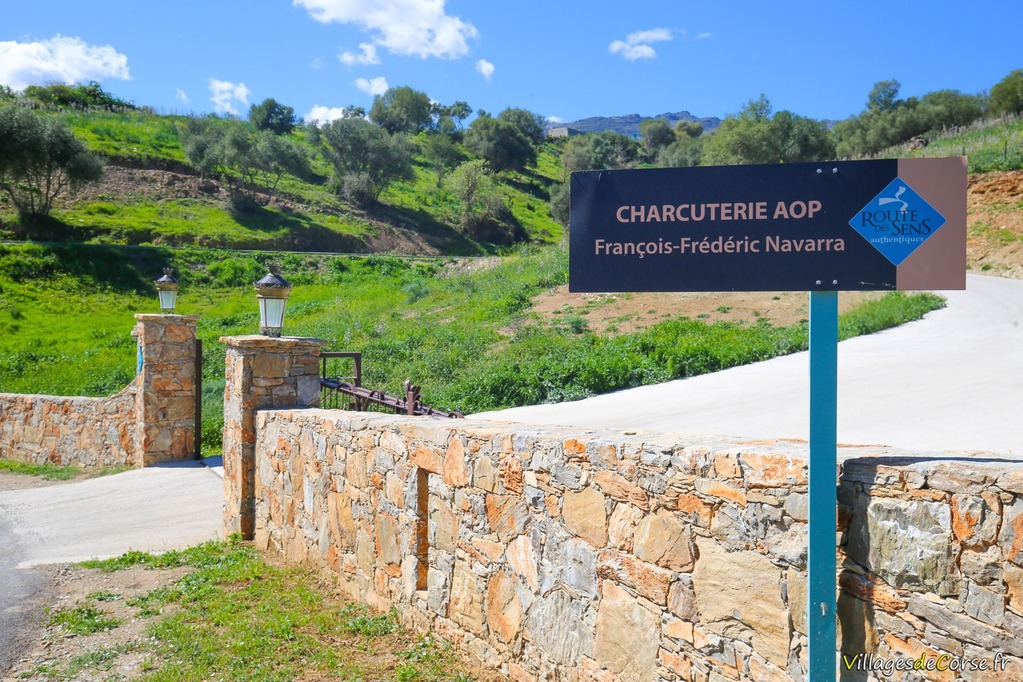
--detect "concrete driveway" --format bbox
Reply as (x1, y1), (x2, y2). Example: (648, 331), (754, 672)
(480, 274), (1023, 458)
(0, 460), (222, 674)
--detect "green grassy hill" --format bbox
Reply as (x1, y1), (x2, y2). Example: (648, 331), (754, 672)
(0, 107), (566, 254)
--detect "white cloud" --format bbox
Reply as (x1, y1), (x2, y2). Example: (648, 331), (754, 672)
(310, 56), (326, 69)
(306, 105), (349, 124)
(547, 115), (563, 124)
(354, 76), (389, 96)
(176, 89), (190, 106)
(475, 59), (494, 81)
(208, 79), (250, 116)
(696, 32), (712, 40)
(340, 43), (380, 66)
(609, 27), (674, 61)
(0, 35), (130, 91)
(294, 0), (479, 59)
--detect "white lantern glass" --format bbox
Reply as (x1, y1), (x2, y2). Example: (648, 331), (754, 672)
(258, 296), (288, 337)
(158, 288), (178, 313)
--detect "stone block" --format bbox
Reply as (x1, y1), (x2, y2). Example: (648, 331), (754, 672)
(592, 470), (650, 510)
(487, 571), (524, 643)
(443, 437), (469, 486)
(526, 588), (593, 665)
(540, 525), (597, 599)
(964, 581), (1006, 626)
(692, 539), (790, 668)
(485, 493), (530, 542)
(450, 560), (486, 634)
(563, 487), (608, 547)
(594, 580), (661, 682)
(507, 531), (540, 593)
(847, 496), (960, 595)
(739, 451), (807, 487)
(633, 510), (693, 571)
(596, 549), (672, 604)
(953, 494), (999, 547)
(607, 503), (643, 551)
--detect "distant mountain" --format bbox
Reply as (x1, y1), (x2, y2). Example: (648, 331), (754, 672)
(551, 111), (722, 137)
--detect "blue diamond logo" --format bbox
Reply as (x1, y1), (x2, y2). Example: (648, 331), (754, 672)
(849, 179), (946, 265)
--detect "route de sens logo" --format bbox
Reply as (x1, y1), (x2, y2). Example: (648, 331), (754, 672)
(849, 178), (946, 265)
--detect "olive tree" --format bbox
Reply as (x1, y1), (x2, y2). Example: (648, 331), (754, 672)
(464, 115), (536, 173)
(180, 117), (309, 212)
(316, 118), (415, 206)
(369, 86), (433, 134)
(990, 69), (1023, 117)
(248, 98), (297, 135)
(0, 105), (103, 225)
(703, 95), (834, 165)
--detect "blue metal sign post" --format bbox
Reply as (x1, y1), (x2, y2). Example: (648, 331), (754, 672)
(808, 290), (838, 680)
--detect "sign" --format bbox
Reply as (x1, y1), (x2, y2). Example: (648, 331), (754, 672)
(569, 157), (966, 293)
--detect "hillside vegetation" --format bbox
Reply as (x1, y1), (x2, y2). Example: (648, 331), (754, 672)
(0, 85), (564, 252)
(0, 241), (947, 453)
(1, 76), (1021, 453)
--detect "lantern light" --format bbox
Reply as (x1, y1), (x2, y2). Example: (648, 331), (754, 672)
(155, 268), (179, 313)
(254, 264), (292, 338)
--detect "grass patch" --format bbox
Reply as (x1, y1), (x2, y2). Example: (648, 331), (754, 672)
(48, 605), (121, 636)
(62, 540), (487, 681)
(0, 459), (79, 480)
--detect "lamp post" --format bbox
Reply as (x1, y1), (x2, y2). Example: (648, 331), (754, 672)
(254, 264), (292, 338)
(155, 268), (179, 313)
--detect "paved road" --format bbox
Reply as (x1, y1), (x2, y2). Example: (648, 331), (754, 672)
(0, 461), (222, 675)
(480, 274), (1023, 458)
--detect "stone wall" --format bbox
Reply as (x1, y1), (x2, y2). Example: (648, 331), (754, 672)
(0, 315), (199, 469)
(248, 409), (1023, 682)
(0, 388), (139, 468)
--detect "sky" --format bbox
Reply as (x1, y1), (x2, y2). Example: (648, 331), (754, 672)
(1, 1), (1018, 126)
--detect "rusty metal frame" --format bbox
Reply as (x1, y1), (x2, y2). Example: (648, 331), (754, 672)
(319, 351), (463, 418)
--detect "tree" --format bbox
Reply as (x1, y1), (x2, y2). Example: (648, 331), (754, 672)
(921, 89), (985, 129)
(432, 100), (473, 135)
(447, 159), (520, 242)
(868, 80), (902, 113)
(658, 137), (703, 168)
(640, 118), (675, 154)
(180, 117), (309, 212)
(369, 86), (432, 134)
(422, 132), (463, 185)
(464, 115), (536, 173)
(990, 69), (1023, 116)
(703, 95), (834, 165)
(771, 111), (835, 162)
(560, 135), (595, 174)
(675, 120), (703, 139)
(316, 117), (415, 206)
(497, 107), (547, 146)
(558, 131), (639, 173)
(249, 98), (297, 135)
(832, 81), (953, 158)
(0, 105), (103, 225)
(587, 130), (640, 169)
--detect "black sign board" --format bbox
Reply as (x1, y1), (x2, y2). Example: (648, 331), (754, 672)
(569, 158), (966, 292)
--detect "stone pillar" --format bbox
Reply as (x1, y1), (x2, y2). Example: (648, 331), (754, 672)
(132, 314), (200, 466)
(220, 335), (325, 540)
